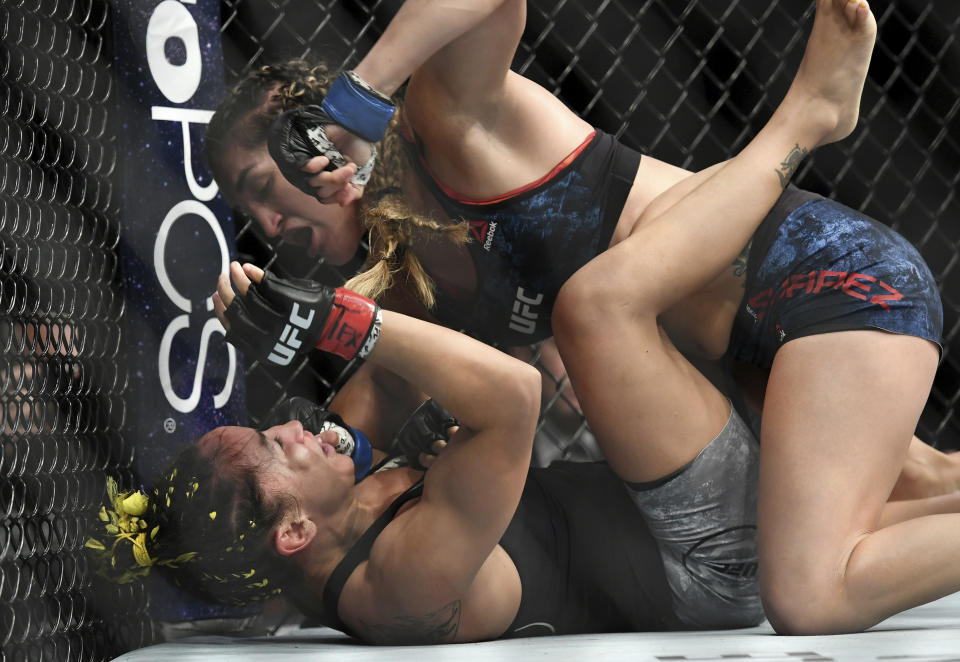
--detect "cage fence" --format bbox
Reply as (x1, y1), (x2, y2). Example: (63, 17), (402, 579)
(1, 0), (958, 659)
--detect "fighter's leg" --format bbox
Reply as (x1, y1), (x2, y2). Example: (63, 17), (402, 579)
(611, 0), (877, 319)
(879, 491), (960, 528)
(727, 365), (960, 502)
(553, 0), (877, 480)
(553, 295), (732, 481)
(889, 436), (960, 500)
(757, 330), (955, 634)
(552, 290), (760, 628)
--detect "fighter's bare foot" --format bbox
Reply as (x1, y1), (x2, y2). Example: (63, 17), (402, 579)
(783, 0), (877, 148)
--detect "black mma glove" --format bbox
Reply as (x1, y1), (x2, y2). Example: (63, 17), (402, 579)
(224, 271), (381, 367)
(264, 396), (374, 481)
(268, 105), (375, 193)
(268, 71), (394, 193)
(390, 399), (459, 471)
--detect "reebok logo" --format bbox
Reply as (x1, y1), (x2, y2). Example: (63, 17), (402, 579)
(469, 221), (487, 242)
(268, 303), (315, 366)
(469, 220), (498, 251)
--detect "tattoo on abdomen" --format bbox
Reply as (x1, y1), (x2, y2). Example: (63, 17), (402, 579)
(361, 600), (462, 644)
(775, 144), (809, 188)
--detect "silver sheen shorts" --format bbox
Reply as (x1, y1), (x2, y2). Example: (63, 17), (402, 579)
(624, 405), (763, 629)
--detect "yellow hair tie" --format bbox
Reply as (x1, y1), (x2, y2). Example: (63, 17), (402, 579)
(131, 533), (154, 567)
(122, 492), (149, 517)
(86, 477), (159, 580)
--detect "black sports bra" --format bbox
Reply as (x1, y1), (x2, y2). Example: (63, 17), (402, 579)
(321, 479), (424, 634)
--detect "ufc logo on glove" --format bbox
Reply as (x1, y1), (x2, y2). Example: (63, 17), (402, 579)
(224, 271), (382, 368)
(268, 304), (316, 366)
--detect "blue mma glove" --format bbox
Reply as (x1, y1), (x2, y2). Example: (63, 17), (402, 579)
(264, 396), (373, 481)
(390, 399), (459, 471)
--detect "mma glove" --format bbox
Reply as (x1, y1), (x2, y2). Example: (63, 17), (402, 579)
(268, 71), (395, 192)
(264, 396), (374, 481)
(223, 271), (381, 367)
(390, 399), (460, 471)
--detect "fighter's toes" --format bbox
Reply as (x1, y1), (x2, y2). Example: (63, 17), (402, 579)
(845, 0), (870, 29)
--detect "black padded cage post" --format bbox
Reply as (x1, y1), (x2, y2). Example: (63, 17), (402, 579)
(1, 1), (958, 660)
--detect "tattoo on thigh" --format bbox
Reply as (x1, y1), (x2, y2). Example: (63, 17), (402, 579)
(733, 240), (751, 281)
(775, 144), (809, 188)
(361, 600), (462, 644)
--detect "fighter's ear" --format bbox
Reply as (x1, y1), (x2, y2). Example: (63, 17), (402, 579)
(273, 515), (317, 556)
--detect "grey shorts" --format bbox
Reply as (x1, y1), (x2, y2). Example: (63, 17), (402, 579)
(624, 404), (763, 629)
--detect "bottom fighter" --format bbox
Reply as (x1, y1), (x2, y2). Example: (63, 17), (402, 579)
(88, 263), (763, 643)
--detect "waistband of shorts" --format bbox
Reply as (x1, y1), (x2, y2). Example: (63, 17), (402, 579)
(624, 400), (741, 492)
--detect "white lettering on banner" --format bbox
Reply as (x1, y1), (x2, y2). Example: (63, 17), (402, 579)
(147, 0), (236, 413)
(160, 316), (237, 412)
(145, 0), (202, 103)
(155, 200), (236, 412)
(151, 106), (217, 201)
(154, 200), (228, 312)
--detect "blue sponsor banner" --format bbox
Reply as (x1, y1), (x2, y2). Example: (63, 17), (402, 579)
(112, 0), (249, 620)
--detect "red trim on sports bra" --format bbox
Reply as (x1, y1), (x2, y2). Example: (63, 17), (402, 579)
(417, 130), (598, 207)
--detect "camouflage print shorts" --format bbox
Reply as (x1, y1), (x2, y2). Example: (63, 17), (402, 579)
(625, 405), (764, 629)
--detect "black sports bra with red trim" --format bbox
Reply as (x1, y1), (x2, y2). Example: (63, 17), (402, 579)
(403, 129), (642, 346)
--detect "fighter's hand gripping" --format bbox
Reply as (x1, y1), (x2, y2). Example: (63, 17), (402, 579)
(267, 71), (394, 205)
(268, 106), (376, 204)
(214, 262), (381, 365)
(264, 396), (375, 481)
(390, 399), (460, 471)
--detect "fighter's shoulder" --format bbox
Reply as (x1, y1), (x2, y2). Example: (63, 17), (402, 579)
(339, 506), (464, 644)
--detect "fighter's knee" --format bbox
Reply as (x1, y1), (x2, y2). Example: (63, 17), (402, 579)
(554, 261), (632, 337)
(760, 578), (851, 635)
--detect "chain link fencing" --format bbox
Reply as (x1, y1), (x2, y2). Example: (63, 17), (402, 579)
(1, 0), (158, 659)
(222, 0), (960, 458)
(1, 0), (958, 659)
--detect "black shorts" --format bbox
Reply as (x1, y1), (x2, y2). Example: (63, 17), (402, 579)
(730, 188), (943, 371)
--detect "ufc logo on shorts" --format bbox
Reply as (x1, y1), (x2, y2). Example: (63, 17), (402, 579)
(508, 288), (543, 335)
(268, 303), (315, 366)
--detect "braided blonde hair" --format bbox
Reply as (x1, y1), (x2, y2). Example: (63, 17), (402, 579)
(204, 59), (469, 309)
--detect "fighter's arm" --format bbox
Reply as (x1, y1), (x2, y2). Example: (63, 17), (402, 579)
(293, 0), (524, 204)
(328, 282), (453, 450)
(329, 361), (424, 450)
(352, 0), (522, 102)
(214, 264), (539, 643)
(338, 312), (540, 644)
